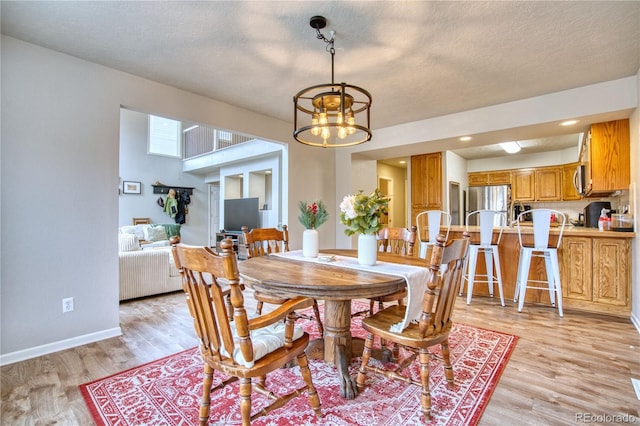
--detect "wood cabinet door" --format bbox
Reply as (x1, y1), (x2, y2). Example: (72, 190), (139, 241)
(411, 153), (442, 222)
(589, 119), (630, 192)
(512, 169), (535, 201)
(592, 239), (629, 306)
(468, 172), (489, 186)
(535, 167), (562, 201)
(560, 237), (592, 301)
(488, 171), (512, 185)
(561, 163), (581, 200)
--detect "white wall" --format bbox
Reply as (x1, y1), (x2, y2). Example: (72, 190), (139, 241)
(445, 151), (469, 224)
(119, 108), (209, 245)
(0, 36), (336, 363)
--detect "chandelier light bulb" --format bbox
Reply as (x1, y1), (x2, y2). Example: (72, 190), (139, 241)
(311, 113), (320, 136)
(338, 126), (347, 139)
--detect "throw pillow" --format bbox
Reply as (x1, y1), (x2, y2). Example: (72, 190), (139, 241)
(118, 233), (140, 252)
(144, 225), (168, 242)
(120, 225), (146, 241)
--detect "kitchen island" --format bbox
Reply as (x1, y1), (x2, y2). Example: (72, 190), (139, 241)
(449, 225), (635, 317)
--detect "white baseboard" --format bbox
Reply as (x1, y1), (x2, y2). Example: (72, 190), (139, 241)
(0, 327), (122, 366)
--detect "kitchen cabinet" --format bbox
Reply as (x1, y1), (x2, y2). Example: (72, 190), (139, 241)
(561, 162), (581, 200)
(560, 236), (630, 315)
(512, 169), (535, 201)
(411, 153), (442, 221)
(467, 170), (511, 186)
(534, 167), (562, 201)
(583, 119), (630, 195)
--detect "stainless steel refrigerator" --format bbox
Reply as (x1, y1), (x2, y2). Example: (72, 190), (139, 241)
(466, 185), (511, 226)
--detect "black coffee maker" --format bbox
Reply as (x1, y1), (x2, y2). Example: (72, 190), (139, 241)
(584, 201), (611, 228)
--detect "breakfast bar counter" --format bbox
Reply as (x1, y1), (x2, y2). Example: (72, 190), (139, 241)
(448, 225), (635, 317)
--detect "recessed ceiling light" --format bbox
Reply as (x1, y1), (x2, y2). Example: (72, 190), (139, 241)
(399, 160), (406, 164)
(560, 120), (578, 126)
(459, 136), (472, 141)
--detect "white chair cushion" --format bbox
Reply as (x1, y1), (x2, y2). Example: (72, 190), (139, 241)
(221, 316), (304, 367)
(118, 233), (140, 252)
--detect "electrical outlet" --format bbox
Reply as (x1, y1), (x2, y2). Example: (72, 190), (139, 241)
(62, 297), (74, 313)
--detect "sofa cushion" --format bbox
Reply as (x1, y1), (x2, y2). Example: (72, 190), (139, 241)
(144, 225), (168, 242)
(141, 240), (171, 249)
(119, 233), (140, 252)
(120, 225), (146, 241)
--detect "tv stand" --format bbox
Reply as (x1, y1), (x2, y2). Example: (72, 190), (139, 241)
(215, 231), (247, 260)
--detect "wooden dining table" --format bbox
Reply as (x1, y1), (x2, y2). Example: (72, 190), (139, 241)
(237, 249), (430, 399)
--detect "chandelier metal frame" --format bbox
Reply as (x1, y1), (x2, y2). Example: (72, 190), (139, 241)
(293, 16), (372, 148)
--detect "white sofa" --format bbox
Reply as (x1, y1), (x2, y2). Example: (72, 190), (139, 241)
(118, 229), (182, 301)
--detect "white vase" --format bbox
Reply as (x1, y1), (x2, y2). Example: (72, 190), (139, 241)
(358, 233), (378, 266)
(302, 228), (319, 258)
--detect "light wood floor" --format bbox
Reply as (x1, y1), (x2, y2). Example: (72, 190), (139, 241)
(2, 290), (639, 425)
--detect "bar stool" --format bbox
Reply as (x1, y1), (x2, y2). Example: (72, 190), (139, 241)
(514, 209), (566, 316)
(415, 210), (451, 259)
(462, 210), (506, 306)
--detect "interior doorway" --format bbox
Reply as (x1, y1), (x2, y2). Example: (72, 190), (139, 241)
(378, 177), (392, 226)
(449, 181), (460, 225)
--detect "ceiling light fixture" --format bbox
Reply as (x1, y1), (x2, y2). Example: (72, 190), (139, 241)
(499, 141), (521, 154)
(293, 16), (372, 148)
(460, 136), (472, 141)
(560, 120), (578, 126)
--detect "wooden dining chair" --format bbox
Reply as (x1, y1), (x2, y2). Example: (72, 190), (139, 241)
(356, 233), (470, 421)
(242, 225), (324, 337)
(354, 225), (418, 317)
(171, 240), (322, 426)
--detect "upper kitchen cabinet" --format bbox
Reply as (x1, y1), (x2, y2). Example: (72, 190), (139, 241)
(535, 167), (562, 201)
(512, 169), (535, 201)
(561, 162), (581, 201)
(411, 153), (443, 222)
(468, 170), (511, 186)
(582, 119), (630, 196)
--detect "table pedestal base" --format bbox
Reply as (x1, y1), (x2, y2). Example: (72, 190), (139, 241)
(304, 300), (393, 399)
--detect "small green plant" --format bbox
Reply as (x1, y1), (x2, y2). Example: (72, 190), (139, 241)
(298, 200), (329, 229)
(339, 189), (389, 236)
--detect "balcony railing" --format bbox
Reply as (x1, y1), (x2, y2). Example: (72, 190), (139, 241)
(184, 126), (252, 159)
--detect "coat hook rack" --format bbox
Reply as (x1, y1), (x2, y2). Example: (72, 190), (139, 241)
(152, 184), (194, 195)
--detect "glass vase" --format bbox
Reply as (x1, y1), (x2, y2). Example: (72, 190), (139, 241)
(302, 228), (319, 258)
(358, 233), (378, 265)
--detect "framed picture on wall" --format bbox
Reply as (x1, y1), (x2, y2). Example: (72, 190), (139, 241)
(123, 181), (141, 194)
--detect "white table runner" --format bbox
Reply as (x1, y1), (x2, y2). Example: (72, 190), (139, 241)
(272, 250), (430, 333)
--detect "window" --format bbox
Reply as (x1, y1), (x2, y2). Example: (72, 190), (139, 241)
(148, 115), (181, 157)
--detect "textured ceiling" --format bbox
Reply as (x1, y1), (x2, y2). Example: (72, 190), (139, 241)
(2, 1), (639, 159)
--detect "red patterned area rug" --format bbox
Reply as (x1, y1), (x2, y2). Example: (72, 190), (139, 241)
(80, 302), (517, 425)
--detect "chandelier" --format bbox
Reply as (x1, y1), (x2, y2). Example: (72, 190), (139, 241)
(293, 16), (372, 148)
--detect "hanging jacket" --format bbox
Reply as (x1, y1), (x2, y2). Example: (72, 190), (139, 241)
(164, 193), (178, 218)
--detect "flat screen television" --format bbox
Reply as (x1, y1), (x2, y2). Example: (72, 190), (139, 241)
(223, 197), (260, 233)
